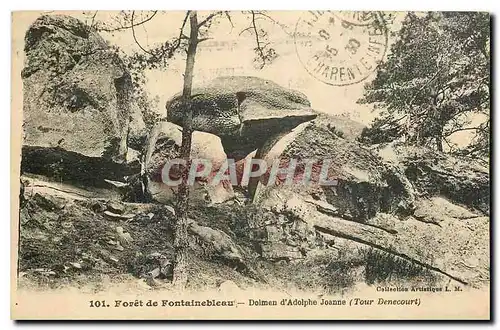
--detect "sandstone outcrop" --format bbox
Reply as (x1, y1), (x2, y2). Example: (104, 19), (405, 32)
(166, 76), (317, 159)
(21, 14), (145, 187)
(143, 121), (234, 205)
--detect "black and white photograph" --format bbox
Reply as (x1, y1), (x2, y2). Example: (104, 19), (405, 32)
(10, 10), (491, 320)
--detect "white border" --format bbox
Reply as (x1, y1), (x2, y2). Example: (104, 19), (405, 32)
(2, 0), (498, 328)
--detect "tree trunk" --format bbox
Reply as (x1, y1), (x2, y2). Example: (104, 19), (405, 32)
(432, 103), (444, 152)
(172, 11), (199, 289)
(436, 129), (444, 152)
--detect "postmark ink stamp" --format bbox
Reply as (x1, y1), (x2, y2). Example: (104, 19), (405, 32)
(294, 11), (388, 86)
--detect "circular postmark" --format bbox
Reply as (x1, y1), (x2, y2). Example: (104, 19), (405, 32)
(333, 11), (381, 26)
(294, 11), (388, 86)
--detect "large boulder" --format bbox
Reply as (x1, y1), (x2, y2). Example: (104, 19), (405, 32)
(251, 120), (416, 221)
(143, 122), (234, 205)
(21, 15), (146, 185)
(166, 76), (317, 160)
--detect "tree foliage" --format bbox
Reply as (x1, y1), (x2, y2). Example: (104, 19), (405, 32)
(359, 12), (490, 159)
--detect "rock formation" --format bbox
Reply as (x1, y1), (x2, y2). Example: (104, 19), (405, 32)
(377, 142), (490, 214)
(245, 120), (489, 287)
(143, 121), (234, 205)
(166, 76), (317, 159)
(21, 14), (145, 187)
(251, 119), (416, 219)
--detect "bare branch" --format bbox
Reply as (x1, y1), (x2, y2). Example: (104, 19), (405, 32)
(253, 11), (276, 22)
(444, 120), (489, 136)
(239, 26), (253, 36)
(177, 11), (190, 43)
(198, 11), (223, 28)
(131, 11), (157, 57)
(168, 11), (191, 55)
(251, 11), (266, 69)
(253, 11), (293, 36)
(445, 126), (482, 136)
(90, 11), (98, 28)
(98, 10), (158, 32)
(224, 11), (234, 30)
(131, 10), (190, 61)
(442, 136), (456, 152)
(197, 37), (212, 43)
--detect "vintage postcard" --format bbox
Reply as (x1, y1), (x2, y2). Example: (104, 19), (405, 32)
(11, 10), (490, 320)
